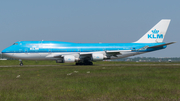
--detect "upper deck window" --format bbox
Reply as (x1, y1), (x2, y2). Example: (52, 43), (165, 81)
(13, 43), (18, 45)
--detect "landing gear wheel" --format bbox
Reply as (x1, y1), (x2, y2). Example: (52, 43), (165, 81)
(89, 62), (93, 65)
(19, 62), (23, 66)
(76, 63), (79, 65)
(76, 63), (84, 65)
(76, 62), (93, 65)
(84, 62), (93, 65)
(88, 62), (93, 65)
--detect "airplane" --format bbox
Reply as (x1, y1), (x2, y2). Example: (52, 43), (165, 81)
(1, 19), (175, 66)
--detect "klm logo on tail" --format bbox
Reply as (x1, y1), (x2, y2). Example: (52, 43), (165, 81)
(148, 29), (163, 39)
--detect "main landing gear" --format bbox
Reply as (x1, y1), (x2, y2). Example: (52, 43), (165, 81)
(76, 62), (93, 65)
(19, 59), (23, 66)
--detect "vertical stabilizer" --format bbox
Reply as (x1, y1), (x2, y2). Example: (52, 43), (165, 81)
(135, 19), (171, 43)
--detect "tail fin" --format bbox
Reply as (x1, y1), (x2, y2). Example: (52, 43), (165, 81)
(135, 19), (171, 43)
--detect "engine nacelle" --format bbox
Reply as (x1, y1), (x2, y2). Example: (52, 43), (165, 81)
(92, 53), (104, 61)
(63, 55), (75, 63)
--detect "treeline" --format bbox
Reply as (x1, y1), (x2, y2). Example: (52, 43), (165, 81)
(115, 57), (180, 62)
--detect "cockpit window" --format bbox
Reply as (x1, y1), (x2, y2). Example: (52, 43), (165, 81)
(13, 43), (18, 45)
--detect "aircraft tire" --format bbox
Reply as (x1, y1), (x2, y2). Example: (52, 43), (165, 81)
(76, 62), (93, 65)
(84, 62), (93, 65)
(90, 62), (93, 65)
(76, 63), (83, 65)
(20, 63), (23, 66)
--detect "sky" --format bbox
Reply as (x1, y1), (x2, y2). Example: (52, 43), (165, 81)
(0, 0), (179, 57)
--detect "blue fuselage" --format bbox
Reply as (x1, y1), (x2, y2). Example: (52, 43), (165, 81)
(2, 41), (166, 53)
(1, 41), (167, 61)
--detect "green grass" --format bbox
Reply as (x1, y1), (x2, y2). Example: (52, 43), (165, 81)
(0, 61), (180, 100)
(0, 60), (180, 66)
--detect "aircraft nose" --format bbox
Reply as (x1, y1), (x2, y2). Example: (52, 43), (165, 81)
(2, 48), (8, 57)
(2, 49), (6, 53)
(2, 48), (7, 53)
(1, 47), (13, 57)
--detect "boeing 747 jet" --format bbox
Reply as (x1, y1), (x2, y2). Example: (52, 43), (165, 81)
(2, 19), (175, 65)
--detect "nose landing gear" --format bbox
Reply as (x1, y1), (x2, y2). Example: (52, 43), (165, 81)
(19, 59), (23, 66)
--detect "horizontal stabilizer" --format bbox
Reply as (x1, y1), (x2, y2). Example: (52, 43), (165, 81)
(148, 42), (175, 48)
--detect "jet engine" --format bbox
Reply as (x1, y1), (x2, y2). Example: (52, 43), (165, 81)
(92, 53), (104, 61)
(56, 55), (76, 63)
(63, 55), (75, 63)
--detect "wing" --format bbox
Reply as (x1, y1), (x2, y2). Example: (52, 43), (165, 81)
(46, 53), (78, 58)
(45, 50), (129, 61)
(105, 51), (122, 57)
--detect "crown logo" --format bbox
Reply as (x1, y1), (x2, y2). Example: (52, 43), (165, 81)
(151, 29), (159, 34)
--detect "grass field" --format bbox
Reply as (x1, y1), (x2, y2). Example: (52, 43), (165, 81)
(0, 60), (180, 100)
